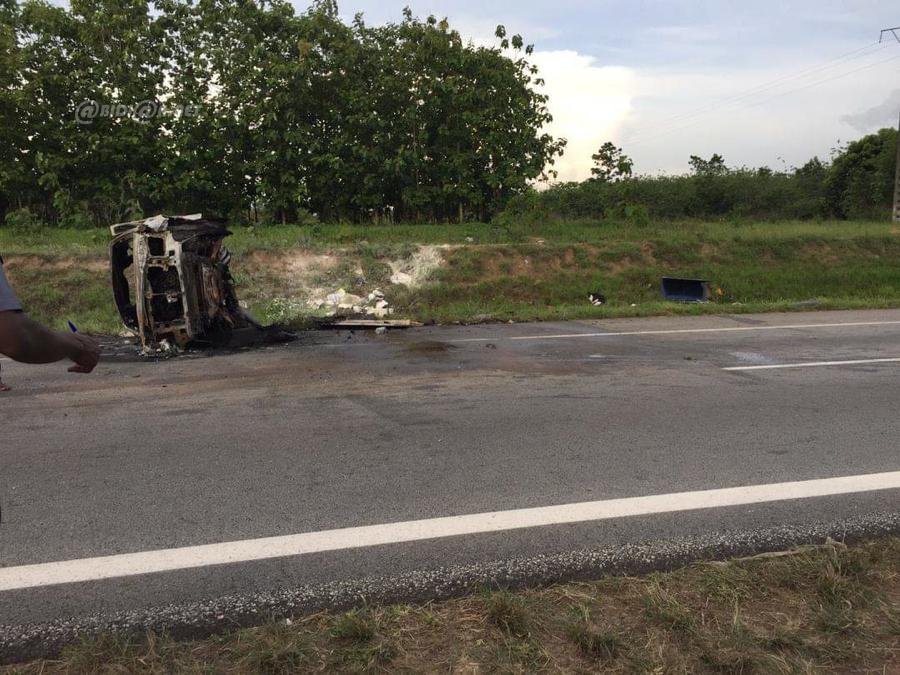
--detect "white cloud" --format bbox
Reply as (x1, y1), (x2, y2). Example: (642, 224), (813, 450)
(841, 89), (900, 133)
(616, 51), (900, 174)
(532, 51), (636, 182)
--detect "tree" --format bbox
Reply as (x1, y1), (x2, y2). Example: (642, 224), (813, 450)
(825, 127), (897, 219)
(2, 0), (567, 225)
(10, 0), (166, 226)
(0, 0), (21, 222)
(688, 153), (728, 176)
(591, 142), (633, 182)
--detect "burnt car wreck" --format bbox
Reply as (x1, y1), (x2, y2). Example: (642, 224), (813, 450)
(110, 214), (290, 351)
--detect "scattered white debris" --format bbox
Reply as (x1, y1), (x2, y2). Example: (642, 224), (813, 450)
(325, 288), (349, 305)
(388, 245), (447, 288)
(306, 286), (394, 318)
(375, 326), (388, 335)
(389, 270), (413, 286)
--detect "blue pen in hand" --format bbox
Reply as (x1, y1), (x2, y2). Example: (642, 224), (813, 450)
(67, 320), (78, 333)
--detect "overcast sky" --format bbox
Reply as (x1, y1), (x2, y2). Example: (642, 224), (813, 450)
(304, 1), (900, 181)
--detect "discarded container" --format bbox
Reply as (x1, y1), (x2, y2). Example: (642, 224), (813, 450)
(661, 277), (711, 303)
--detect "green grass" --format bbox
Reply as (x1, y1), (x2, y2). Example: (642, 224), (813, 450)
(2, 266), (120, 334)
(1, 219), (898, 332)
(4, 537), (898, 673)
(2, 219), (894, 256)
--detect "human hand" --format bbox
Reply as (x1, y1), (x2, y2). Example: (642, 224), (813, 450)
(67, 333), (101, 373)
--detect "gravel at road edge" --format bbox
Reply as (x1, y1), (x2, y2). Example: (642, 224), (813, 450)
(2, 511), (898, 664)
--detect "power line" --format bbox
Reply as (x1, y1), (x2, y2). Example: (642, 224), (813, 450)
(879, 27), (900, 43)
(744, 52), (900, 109)
(620, 41), (886, 141)
(620, 42), (900, 149)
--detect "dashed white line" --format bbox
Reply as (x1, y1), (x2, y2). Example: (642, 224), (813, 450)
(450, 320), (900, 343)
(2, 471), (899, 592)
(723, 357), (900, 371)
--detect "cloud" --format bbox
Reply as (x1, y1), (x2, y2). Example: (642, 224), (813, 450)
(840, 90), (900, 133)
(643, 25), (721, 43)
(531, 51), (636, 182)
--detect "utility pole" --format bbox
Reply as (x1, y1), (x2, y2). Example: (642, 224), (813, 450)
(879, 27), (900, 43)
(895, 112), (900, 223)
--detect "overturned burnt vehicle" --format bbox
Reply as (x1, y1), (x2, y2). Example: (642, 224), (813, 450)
(110, 214), (291, 350)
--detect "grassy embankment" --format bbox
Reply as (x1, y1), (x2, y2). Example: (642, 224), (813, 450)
(0, 219), (898, 334)
(4, 537), (898, 673)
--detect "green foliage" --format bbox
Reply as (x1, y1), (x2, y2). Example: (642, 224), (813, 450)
(502, 128), (898, 223)
(4, 206), (42, 232)
(689, 153), (728, 176)
(591, 141), (633, 182)
(0, 0), (564, 226)
(826, 127), (897, 219)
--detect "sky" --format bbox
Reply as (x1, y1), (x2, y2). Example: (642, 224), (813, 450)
(300, 0), (900, 181)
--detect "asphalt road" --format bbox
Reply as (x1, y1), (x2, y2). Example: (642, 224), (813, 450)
(1, 309), (899, 658)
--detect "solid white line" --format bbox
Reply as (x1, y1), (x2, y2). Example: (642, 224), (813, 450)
(724, 357), (900, 371)
(449, 320), (900, 343)
(2, 471), (899, 592)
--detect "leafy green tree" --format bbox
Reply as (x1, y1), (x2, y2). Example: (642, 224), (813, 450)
(591, 142), (633, 182)
(0, 0), (22, 222)
(11, 0), (165, 226)
(2, 0), (567, 225)
(688, 153), (728, 176)
(826, 127), (897, 219)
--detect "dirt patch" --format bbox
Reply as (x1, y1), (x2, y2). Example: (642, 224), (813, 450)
(389, 245), (449, 287)
(607, 257), (640, 275)
(242, 250), (339, 277)
(3, 255), (107, 273)
(640, 242), (658, 265)
(472, 251), (532, 279)
(798, 241), (840, 264)
(699, 242), (720, 258)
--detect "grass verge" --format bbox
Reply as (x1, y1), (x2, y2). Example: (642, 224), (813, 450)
(4, 537), (898, 673)
(0, 219), (898, 332)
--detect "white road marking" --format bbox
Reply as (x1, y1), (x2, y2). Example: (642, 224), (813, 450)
(2, 471), (899, 592)
(450, 320), (900, 343)
(724, 357), (900, 371)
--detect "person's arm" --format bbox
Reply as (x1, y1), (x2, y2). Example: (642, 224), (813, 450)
(0, 311), (100, 372)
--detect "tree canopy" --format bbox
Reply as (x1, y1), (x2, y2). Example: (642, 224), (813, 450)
(0, 0), (565, 226)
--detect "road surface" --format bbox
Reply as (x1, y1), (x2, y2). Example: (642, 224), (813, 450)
(1, 309), (899, 658)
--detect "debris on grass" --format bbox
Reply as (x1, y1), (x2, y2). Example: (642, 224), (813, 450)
(660, 276), (712, 303)
(388, 245), (447, 288)
(306, 287), (395, 319)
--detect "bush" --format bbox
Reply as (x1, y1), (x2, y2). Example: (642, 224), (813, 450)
(4, 207), (44, 232)
(497, 128), (897, 224)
